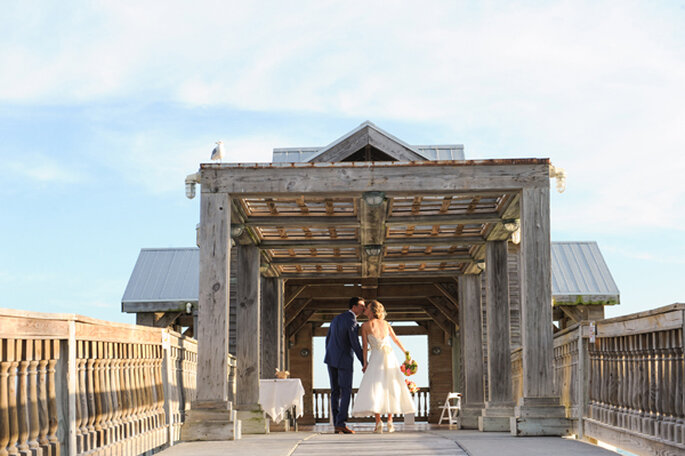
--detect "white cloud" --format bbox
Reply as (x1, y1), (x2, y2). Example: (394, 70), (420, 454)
(4, 157), (84, 184)
(1, 0), (684, 231)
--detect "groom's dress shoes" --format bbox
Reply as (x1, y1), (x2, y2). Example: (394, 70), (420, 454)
(334, 426), (355, 434)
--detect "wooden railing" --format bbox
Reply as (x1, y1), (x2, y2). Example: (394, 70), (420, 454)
(512, 304), (685, 455)
(0, 308), (236, 456)
(312, 387), (430, 422)
(585, 304), (684, 455)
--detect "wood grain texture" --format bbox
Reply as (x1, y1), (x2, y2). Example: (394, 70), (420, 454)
(202, 162), (550, 195)
(520, 185), (554, 398)
(196, 191), (231, 404)
(485, 241), (514, 406)
(236, 244), (261, 407)
(459, 274), (485, 409)
(260, 277), (283, 378)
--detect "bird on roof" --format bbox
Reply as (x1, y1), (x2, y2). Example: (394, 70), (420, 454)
(211, 140), (224, 162)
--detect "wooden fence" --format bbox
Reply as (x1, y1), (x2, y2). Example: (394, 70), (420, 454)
(512, 303), (684, 455)
(312, 387), (430, 422)
(0, 308), (236, 456)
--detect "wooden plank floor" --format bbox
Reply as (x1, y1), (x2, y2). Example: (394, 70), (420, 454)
(292, 432), (468, 456)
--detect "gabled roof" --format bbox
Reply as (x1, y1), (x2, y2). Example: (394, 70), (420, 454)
(551, 242), (620, 306)
(121, 242), (619, 309)
(271, 121), (465, 163)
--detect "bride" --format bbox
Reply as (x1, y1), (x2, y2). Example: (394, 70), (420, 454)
(351, 300), (416, 433)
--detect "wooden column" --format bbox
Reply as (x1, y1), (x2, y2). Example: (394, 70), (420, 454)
(512, 184), (569, 436)
(261, 277), (284, 379)
(458, 274), (485, 429)
(479, 240), (515, 431)
(181, 190), (240, 441)
(235, 244), (267, 433)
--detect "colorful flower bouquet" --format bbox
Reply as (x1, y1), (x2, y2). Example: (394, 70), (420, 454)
(400, 351), (418, 376)
(405, 379), (420, 394)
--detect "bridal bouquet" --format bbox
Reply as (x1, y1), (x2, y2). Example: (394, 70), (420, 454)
(405, 379), (420, 394)
(400, 351), (418, 376)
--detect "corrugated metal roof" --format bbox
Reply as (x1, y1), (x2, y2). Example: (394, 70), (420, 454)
(122, 242), (619, 306)
(551, 242), (620, 303)
(121, 248), (199, 305)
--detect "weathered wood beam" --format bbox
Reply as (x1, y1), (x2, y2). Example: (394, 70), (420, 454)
(257, 236), (486, 250)
(201, 160), (550, 195)
(294, 284), (442, 299)
(432, 282), (458, 307)
(284, 285), (307, 307)
(313, 325), (427, 337)
(426, 296), (459, 328)
(285, 298), (313, 326)
(385, 236), (485, 246)
(421, 302), (455, 334)
(279, 270), (463, 279)
(384, 254), (473, 263)
(271, 256), (360, 265)
(485, 192), (521, 242)
(286, 308), (316, 338)
(387, 213), (502, 226)
(236, 244), (261, 407)
(284, 276), (459, 286)
(260, 239), (360, 249)
(520, 185), (553, 398)
(246, 216), (358, 227)
(310, 311), (430, 322)
(196, 191), (231, 405)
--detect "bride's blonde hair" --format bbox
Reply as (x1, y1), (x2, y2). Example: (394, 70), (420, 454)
(368, 300), (386, 320)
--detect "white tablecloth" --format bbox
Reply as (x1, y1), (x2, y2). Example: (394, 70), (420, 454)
(259, 379), (305, 424)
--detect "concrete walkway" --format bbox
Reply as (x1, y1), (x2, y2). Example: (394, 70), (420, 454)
(159, 428), (620, 456)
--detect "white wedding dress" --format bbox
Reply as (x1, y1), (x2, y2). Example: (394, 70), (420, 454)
(351, 333), (416, 417)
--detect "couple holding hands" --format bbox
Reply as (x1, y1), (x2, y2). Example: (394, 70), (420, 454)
(324, 297), (416, 434)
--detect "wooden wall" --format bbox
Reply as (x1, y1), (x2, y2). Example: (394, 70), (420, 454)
(427, 321), (453, 423)
(288, 323), (314, 424)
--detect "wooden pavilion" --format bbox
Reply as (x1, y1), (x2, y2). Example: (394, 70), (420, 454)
(175, 121), (570, 439)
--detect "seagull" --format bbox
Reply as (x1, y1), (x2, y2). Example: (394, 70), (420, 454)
(211, 140), (224, 163)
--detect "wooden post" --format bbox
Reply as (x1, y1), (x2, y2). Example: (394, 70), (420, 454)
(479, 240), (515, 431)
(458, 274), (485, 429)
(181, 190), (240, 441)
(511, 184), (569, 436)
(261, 277), (283, 379)
(236, 244), (268, 434)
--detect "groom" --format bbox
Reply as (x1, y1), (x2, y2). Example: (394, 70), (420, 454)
(324, 296), (366, 434)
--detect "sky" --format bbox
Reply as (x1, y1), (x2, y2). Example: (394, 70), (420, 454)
(1, 1), (684, 387)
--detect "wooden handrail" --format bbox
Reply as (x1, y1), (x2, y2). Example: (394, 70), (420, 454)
(0, 308), (205, 456)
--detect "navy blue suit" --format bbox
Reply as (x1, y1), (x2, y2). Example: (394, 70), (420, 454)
(324, 310), (364, 428)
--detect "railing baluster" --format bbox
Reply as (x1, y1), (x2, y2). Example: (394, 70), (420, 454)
(37, 340), (49, 455)
(17, 340), (30, 456)
(1, 340), (11, 456)
(46, 340), (59, 456)
(7, 339), (19, 456)
(26, 340), (40, 455)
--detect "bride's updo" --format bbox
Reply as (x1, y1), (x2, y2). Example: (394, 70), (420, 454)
(368, 300), (386, 320)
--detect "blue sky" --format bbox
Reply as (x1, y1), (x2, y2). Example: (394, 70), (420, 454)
(2, 0), (684, 341)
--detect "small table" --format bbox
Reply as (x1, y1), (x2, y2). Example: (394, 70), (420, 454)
(259, 378), (305, 425)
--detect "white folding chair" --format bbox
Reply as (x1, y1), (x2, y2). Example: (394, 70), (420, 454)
(438, 392), (462, 426)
